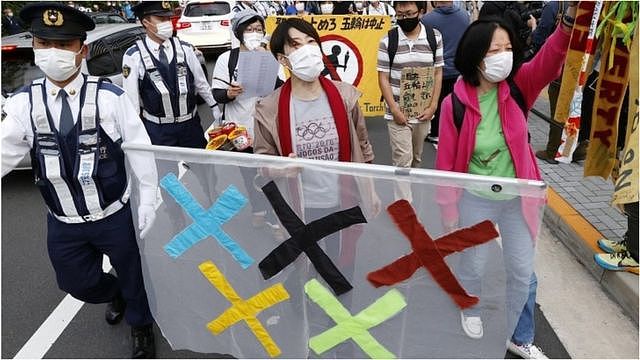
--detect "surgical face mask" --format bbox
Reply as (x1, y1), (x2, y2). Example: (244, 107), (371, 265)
(7, 12), (13, 17)
(397, 16), (420, 33)
(154, 20), (174, 40)
(243, 32), (263, 51)
(34, 47), (82, 82)
(320, 3), (333, 14)
(286, 44), (324, 82)
(355, 2), (364, 11)
(480, 51), (513, 83)
(295, 3), (305, 12)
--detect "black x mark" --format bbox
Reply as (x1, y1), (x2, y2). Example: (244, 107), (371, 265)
(258, 181), (367, 295)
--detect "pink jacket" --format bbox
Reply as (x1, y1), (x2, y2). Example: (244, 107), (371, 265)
(435, 26), (571, 234)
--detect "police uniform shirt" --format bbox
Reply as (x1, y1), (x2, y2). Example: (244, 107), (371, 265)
(121, 36), (216, 113)
(1, 72), (158, 206)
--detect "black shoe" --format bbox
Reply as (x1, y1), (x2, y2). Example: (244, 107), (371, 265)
(131, 325), (155, 359)
(105, 293), (125, 325)
(535, 150), (559, 165)
(425, 135), (439, 144)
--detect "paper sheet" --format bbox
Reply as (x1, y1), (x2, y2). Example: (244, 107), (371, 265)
(237, 51), (280, 98)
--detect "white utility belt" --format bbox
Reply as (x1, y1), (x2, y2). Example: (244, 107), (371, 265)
(51, 193), (130, 224)
(143, 109), (196, 124)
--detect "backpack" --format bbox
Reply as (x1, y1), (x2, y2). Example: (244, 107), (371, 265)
(451, 78), (530, 141)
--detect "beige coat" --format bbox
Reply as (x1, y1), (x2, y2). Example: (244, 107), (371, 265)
(253, 80), (374, 163)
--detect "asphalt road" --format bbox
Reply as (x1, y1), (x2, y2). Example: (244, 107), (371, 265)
(2, 100), (572, 358)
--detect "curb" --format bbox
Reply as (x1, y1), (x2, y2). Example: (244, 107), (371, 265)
(543, 186), (639, 325)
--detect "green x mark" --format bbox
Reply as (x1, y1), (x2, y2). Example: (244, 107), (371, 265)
(304, 279), (407, 359)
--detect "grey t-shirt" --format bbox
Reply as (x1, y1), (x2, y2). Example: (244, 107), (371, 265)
(290, 92), (340, 209)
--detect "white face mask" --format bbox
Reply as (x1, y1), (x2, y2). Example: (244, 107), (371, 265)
(320, 3), (333, 14)
(154, 20), (174, 40)
(34, 47), (82, 82)
(243, 32), (263, 51)
(295, 3), (305, 12)
(355, 2), (364, 10)
(286, 44), (324, 82)
(480, 51), (513, 83)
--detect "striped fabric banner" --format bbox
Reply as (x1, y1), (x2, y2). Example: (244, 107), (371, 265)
(555, 1), (604, 163)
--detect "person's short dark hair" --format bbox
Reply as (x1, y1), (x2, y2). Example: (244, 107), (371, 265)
(234, 15), (264, 44)
(393, 1), (427, 13)
(454, 16), (523, 86)
(269, 17), (321, 58)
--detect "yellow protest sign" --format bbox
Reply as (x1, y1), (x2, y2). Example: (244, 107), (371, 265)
(266, 15), (391, 116)
(399, 67), (434, 120)
(612, 25), (638, 205)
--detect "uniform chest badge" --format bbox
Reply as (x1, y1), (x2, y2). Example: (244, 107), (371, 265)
(99, 146), (109, 160)
(177, 65), (188, 76)
(43, 10), (64, 26)
(122, 65), (131, 78)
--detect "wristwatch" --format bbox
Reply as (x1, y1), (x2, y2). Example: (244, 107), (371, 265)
(562, 14), (575, 27)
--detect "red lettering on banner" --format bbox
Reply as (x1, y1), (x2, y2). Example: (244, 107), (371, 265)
(597, 106), (619, 126)
(599, 80), (625, 103)
(569, 3), (595, 50)
(593, 129), (613, 147)
(569, 29), (588, 50)
(608, 52), (629, 77)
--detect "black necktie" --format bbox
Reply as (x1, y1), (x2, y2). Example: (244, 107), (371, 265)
(158, 44), (169, 66)
(58, 90), (74, 136)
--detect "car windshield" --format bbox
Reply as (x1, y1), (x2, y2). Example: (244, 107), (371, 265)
(92, 14), (127, 24)
(184, 2), (230, 16)
(1, 48), (43, 94)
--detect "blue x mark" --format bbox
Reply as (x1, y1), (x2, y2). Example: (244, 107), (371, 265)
(159, 173), (254, 269)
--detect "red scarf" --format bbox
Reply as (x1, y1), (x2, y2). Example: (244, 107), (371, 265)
(277, 76), (351, 162)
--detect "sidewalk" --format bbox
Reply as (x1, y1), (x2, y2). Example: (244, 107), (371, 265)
(528, 92), (638, 324)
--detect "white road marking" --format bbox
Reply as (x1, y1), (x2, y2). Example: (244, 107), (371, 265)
(14, 256), (113, 359)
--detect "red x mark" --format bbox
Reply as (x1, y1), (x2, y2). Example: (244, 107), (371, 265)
(367, 200), (499, 309)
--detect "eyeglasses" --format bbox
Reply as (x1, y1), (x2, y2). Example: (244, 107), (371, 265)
(396, 11), (419, 20)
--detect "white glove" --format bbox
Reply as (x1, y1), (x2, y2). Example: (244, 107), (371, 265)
(138, 204), (156, 239)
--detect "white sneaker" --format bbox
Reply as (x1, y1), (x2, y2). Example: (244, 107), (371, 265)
(507, 341), (548, 359)
(460, 312), (483, 339)
(265, 221), (286, 242)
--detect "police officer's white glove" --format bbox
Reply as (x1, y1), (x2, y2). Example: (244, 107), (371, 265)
(138, 204), (156, 239)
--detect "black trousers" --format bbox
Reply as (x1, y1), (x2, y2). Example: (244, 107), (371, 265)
(625, 202), (639, 262)
(430, 76), (458, 138)
(47, 204), (153, 327)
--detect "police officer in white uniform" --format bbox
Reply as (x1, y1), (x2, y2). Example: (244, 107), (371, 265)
(1, 4), (157, 358)
(122, 1), (217, 148)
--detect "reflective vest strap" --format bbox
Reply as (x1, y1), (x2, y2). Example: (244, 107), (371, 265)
(77, 153), (102, 214)
(172, 38), (189, 115)
(77, 76), (102, 215)
(136, 39), (156, 70)
(43, 154), (80, 217)
(137, 39), (174, 118)
(80, 76), (98, 132)
(30, 81), (51, 134)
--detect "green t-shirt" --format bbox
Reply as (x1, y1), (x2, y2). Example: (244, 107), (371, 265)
(468, 87), (516, 200)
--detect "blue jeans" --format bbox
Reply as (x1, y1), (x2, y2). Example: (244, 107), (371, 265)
(457, 191), (537, 345)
